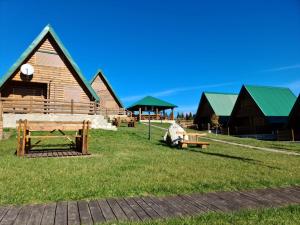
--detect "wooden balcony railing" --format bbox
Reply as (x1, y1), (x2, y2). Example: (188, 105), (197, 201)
(0, 97), (126, 116)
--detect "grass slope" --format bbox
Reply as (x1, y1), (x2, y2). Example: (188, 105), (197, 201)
(0, 124), (299, 206)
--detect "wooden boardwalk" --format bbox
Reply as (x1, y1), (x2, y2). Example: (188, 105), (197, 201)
(25, 150), (90, 158)
(0, 186), (299, 225)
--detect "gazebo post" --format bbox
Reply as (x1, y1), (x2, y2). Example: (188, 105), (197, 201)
(156, 108), (159, 120)
(139, 107), (142, 121)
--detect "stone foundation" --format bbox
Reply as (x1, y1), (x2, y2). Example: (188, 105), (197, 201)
(2, 114), (117, 131)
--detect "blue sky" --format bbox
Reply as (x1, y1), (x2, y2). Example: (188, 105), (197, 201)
(1, 0), (300, 113)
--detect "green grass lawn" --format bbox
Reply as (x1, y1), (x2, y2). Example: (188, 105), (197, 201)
(0, 124), (299, 207)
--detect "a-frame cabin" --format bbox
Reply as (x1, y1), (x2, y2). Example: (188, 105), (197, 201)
(193, 92), (238, 130)
(228, 85), (296, 136)
(90, 70), (123, 113)
(0, 25), (98, 108)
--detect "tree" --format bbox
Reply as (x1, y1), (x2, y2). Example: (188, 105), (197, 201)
(189, 112), (193, 120)
(210, 114), (221, 134)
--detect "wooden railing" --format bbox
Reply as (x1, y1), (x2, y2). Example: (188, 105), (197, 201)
(0, 97), (126, 116)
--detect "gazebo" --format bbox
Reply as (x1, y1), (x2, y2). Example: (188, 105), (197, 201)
(127, 96), (177, 121)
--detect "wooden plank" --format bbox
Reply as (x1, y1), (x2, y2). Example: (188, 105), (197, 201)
(175, 195), (205, 215)
(77, 200), (93, 225)
(0, 207), (10, 223)
(13, 205), (32, 225)
(132, 197), (160, 219)
(160, 196), (189, 217)
(238, 191), (275, 207)
(187, 193), (224, 212)
(213, 192), (249, 211)
(97, 200), (116, 222)
(268, 188), (300, 204)
(149, 196), (181, 218)
(40, 203), (56, 225)
(141, 197), (169, 219)
(115, 199), (140, 221)
(27, 204), (45, 225)
(0, 206), (21, 225)
(67, 201), (80, 225)
(54, 202), (67, 225)
(125, 198), (150, 221)
(180, 195), (212, 212)
(106, 199), (127, 221)
(88, 200), (105, 224)
(254, 189), (290, 205)
(199, 193), (236, 212)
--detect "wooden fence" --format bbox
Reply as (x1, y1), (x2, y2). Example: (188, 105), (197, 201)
(0, 97), (126, 116)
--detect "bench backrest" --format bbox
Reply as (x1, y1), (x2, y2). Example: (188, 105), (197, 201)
(17, 120), (90, 131)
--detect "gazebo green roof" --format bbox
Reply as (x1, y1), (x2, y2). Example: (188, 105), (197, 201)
(127, 96), (177, 111)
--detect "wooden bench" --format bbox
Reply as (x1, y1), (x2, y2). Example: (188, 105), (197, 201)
(113, 117), (136, 128)
(179, 132), (209, 149)
(16, 120), (90, 157)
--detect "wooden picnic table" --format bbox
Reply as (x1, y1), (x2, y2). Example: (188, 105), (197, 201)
(16, 120), (90, 157)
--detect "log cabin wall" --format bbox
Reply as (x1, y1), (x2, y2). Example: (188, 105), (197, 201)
(91, 75), (120, 109)
(194, 97), (214, 130)
(229, 89), (268, 134)
(0, 35), (92, 103)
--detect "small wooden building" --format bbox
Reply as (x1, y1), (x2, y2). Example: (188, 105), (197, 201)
(194, 92), (238, 130)
(127, 96), (177, 121)
(288, 95), (300, 140)
(0, 24), (99, 114)
(90, 70), (124, 114)
(228, 85), (296, 136)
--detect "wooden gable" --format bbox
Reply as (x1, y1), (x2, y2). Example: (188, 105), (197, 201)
(91, 71), (123, 109)
(0, 25), (99, 103)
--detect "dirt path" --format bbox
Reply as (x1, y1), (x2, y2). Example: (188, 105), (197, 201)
(142, 123), (300, 156)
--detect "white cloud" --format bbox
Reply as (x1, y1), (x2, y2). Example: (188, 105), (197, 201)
(121, 81), (237, 103)
(260, 64), (300, 73)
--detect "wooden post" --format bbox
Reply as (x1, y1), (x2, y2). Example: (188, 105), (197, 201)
(227, 127), (230, 136)
(71, 99), (74, 115)
(156, 108), (159, 120)
(291, 129), (295, 142)
(171, 109), (174, 120)
(139, 107), (142, 121)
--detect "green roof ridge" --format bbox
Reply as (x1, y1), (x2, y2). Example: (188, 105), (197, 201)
(90, 69), (124, 108)
(0, 24), (99, 101)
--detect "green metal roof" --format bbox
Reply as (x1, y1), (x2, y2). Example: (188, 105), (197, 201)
(244, 85), (296, 116)
(127, 96), (177, 110)
(90, 69), (124, 107)
(0, 24), (99, 101)
(204, 92), (238, 116)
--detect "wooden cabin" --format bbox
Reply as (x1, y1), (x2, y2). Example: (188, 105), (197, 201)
(0, 25), (100, 114)
(194, 92), (238, 130)
(288, 95), (300, 140)
(228, 85), (296, 136)
(90, 70), (124, 115)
